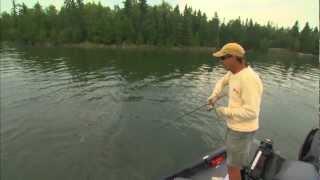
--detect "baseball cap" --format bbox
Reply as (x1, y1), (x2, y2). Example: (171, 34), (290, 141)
(212, 42), (245, 58)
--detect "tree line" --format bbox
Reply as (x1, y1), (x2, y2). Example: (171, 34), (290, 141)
(1, 0), (319, 54)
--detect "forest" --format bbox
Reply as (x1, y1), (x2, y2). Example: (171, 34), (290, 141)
(1, 0), (319, 54)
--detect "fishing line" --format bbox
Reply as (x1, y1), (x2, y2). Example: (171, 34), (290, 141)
(173, 103), (209, 121)
(171, 95), (227, 142)
(173, 93), (227, 122)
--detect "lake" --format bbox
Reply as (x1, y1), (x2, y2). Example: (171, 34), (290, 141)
(0, 46), (318, 180)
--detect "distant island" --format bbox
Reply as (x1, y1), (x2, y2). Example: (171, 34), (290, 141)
(1, 0), (319, 55)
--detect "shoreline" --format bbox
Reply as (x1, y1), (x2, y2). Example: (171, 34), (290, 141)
(1, 41), (318, 57)
(1, 41), (216, 52)
(268, 48), (316, 58)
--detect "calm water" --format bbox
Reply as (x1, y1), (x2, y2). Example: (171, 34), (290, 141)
(0, 46), (319, 180)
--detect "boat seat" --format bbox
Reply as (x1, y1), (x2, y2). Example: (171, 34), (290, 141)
(273, 160), (319, 180)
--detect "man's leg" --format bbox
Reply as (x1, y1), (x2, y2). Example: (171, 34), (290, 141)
(225, 129), (255, 180)
(228, 165), (241, 180)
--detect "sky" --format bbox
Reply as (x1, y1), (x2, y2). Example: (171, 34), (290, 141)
(1, 0), (319, 29)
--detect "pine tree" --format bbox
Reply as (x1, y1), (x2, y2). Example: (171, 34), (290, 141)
(0, 0), (318, 54)
(210, 12), (219, 47)
(290, 21), (300, 51)
(300, 23), (313, 53)
(12, 0), (17, 16)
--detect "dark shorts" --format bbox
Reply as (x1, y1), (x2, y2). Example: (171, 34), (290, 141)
(225, 128), (256, 167)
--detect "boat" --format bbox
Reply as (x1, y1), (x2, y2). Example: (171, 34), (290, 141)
(162, 128), (320, 180)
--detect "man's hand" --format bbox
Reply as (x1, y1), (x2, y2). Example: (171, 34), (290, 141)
(208, 96), (219, 106)
(207, 96), (219, 111)
(216, 106), (231, 119)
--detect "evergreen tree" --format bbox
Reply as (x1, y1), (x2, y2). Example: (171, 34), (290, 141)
(0, 0), (318, 54)
(209, 12), (219, 47)
(300, 22), (313, 53)
(290, 21), (300, 51)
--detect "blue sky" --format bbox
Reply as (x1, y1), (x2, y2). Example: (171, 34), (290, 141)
(1, 0), (318, 29)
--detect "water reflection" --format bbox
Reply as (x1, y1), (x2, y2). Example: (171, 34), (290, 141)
(1, 46), (318, 180)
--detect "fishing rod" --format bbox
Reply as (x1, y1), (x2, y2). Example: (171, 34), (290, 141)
(174, 103), (209, 121)
(174, 93), (227, 122)
(171, 100), (226, 143)
(169, 94), (228, 143)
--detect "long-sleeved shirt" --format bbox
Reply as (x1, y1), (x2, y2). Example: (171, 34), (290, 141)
(208, 66), (263, 132)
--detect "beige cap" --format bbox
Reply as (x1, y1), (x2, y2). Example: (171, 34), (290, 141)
(213, 42), (245, 58)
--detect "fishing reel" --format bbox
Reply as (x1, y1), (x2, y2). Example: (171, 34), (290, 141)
(242, 138), (275, 180)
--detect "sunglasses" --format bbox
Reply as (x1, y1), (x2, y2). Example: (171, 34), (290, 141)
(220, 54), (232, 60)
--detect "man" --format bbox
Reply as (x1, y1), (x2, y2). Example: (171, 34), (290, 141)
(208, 42), (263, 180)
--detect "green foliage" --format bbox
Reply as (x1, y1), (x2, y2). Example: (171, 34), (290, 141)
(299, 23), (314, 54)
(259, 38), (271, 52)
(0, 0), (318, 54)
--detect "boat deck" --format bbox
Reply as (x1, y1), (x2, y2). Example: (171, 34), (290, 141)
(164, 141), (260, 180)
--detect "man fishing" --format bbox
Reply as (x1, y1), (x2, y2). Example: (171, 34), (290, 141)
(207, 42), (263, 180)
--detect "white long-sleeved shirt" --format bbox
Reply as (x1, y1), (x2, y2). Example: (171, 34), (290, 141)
(208, 66), (263, 132)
